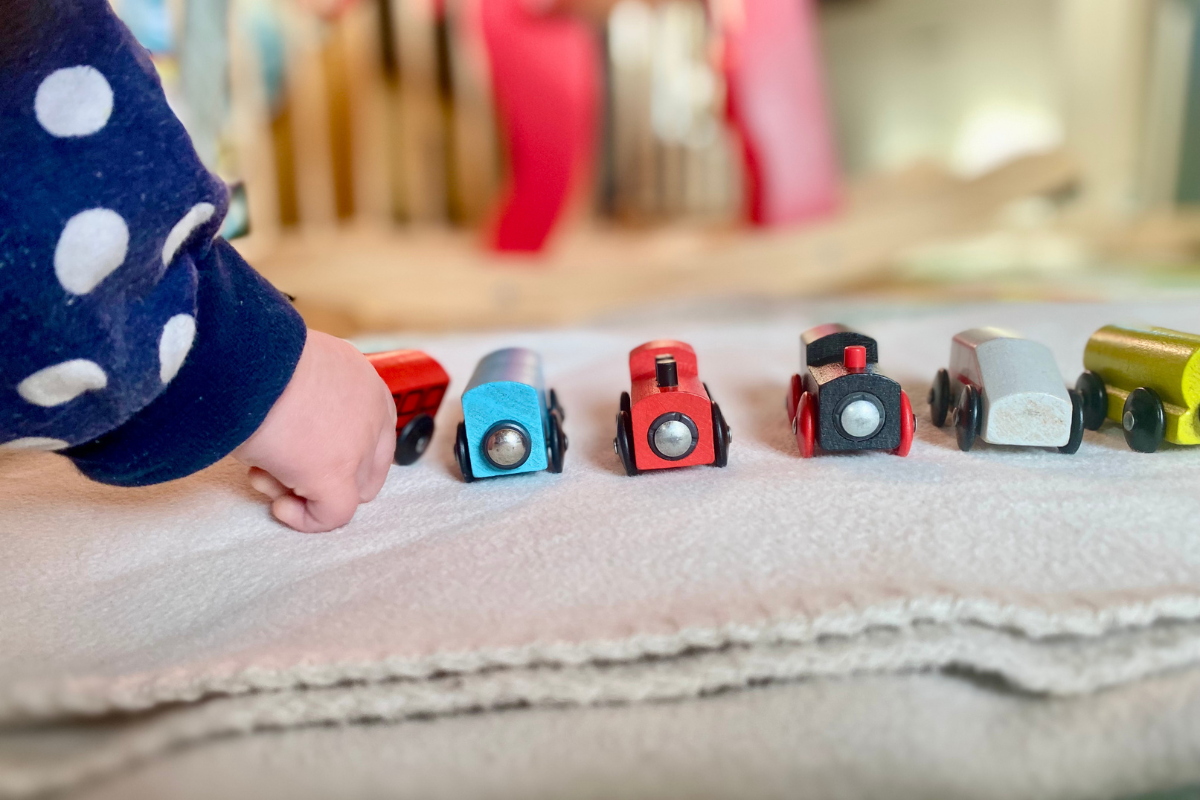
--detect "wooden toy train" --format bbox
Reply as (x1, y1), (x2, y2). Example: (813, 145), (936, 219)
(364, 322), (1199, 478)
(928, 328), (1084, 454)
(786, 325), (914, 458)
(455, 348), (567, 482)
(614, 340), (731, 476)
(1075, 324), (1200, 453)
(366, 349), (450, 465)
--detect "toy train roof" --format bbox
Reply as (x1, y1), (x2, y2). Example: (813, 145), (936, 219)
(801, 324), (878, 368)
(949, 328), (1069, 402)
(1084, 324), (1200, 409)
(366, 349), (449, 393)
(629, 340), (699, 380)
(465, 347), (546, 392)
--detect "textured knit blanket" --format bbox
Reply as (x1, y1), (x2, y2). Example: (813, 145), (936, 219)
(2, 300), (1200, 798)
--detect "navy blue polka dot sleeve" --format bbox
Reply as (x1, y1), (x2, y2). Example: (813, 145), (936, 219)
(0, 0), (307, 485)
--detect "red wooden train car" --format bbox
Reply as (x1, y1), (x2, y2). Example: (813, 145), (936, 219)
(367, 350), (450, 465)
(614, 340), (731, 476)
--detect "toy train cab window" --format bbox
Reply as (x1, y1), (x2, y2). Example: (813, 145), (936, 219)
(613, 340), (731, 476)
(785, 324), (914, 458)
(366, 350), (451, 465)
(928, 328), (1083, 454)
(399, 391), (422, 415)
(1074, 324), (1200, 453)
(454, 348), (567, 482)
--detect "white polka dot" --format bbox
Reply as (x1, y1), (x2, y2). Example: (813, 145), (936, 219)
(0, 437), (70, 452)
(18, 360), (108, 407)
(162, 203), (216, 267)
(35, 66), (113, 138)
(159, 314), (196, 384)
(54, 208), (129, 295)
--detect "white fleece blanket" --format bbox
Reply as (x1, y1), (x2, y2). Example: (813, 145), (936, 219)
(65, 667), (1200, 800)
(2, 300), (1200, 797)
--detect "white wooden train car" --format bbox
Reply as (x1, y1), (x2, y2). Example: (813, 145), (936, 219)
(929, 328), (1083, 453)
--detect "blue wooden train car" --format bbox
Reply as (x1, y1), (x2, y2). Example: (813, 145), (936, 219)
(454, 348), (567, 482)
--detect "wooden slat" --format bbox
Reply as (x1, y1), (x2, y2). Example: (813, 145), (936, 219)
(284, 10), (339, 227)
(390, 0), (450, 223)
(227, 5), (282, 254)
(341, 0), (394, 223)
(445, 0), (501, 224)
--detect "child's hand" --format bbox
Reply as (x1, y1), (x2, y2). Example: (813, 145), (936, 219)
(234, 331), (397, 532)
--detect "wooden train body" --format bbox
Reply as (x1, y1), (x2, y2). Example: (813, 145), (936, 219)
(366, 349), (450, 465)
(614, 340), (730, 475)
(1076, 324), (1200, 452)
(455, 348), (566, 481)
(929, 328), (1082, 453)
(786, 324), (914, 457)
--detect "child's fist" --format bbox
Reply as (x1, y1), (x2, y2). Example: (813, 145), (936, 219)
(234, 331), (397, 532)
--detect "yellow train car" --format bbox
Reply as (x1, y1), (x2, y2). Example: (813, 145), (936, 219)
(1075, 324), (1200, 452)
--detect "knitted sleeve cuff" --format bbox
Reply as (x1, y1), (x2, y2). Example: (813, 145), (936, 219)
(64, 239), (307, 486)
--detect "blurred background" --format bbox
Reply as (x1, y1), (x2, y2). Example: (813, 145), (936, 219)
(116, 0), (1200, 335)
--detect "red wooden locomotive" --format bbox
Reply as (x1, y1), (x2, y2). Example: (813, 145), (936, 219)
(614, 340), (731, 476)
(367, 350), (450, 465)
(785, 325), (914, 458)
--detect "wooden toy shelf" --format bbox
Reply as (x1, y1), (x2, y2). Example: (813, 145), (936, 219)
(242, 152), (1198, 336)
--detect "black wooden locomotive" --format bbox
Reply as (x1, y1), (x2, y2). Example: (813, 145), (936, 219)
(785, 324), (915, 457)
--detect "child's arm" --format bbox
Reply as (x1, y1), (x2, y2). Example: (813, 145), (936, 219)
(0, 0), (395, 531)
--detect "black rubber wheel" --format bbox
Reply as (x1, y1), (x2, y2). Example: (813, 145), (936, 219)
(1075, 370), (1108, 431)
(1122, 387), (1165, 453)
(620, 390), (632, 417)
(454, 421), (475, 483)
(1059, 390), (1084, 455)
(929, 368), (951, 428)
(954, 383), (981, 452)
(614, 404), (638, 476)
(548, 388), (565, 422)
(547, 409), (567, 473)
(711, 401), (731, 468)
(393, 414), (435, 465)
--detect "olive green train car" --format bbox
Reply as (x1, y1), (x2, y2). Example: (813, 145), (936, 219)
(1075, 324), (1200, 453)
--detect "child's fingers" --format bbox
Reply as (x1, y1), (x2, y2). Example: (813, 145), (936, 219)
(270, 495), (311, 532)
(359, 427), (395, 502)
(272, 484), (360, 533)
(247, 467), (289, 500)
